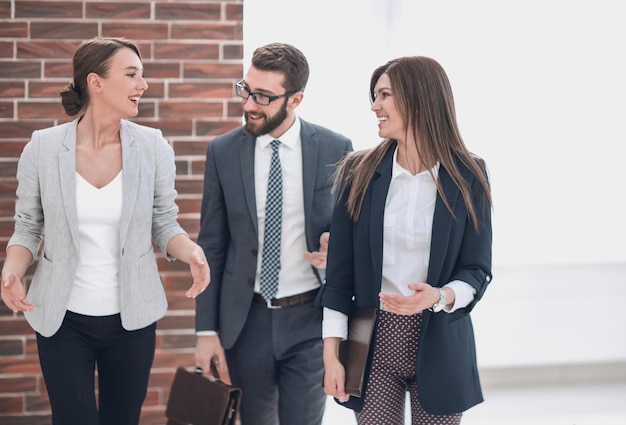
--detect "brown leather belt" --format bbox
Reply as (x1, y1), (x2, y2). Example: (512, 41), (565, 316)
(252, 289), (318, 308)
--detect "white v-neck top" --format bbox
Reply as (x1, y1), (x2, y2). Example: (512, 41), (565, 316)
(67, 171), (123, 316)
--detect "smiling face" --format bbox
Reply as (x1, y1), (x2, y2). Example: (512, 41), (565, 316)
(241, 66), (302, 138)
(91, 47), (148, 119)
(370, 72), (406, 142)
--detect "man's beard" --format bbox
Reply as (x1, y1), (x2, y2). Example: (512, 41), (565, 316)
(244, 99), (288, 137)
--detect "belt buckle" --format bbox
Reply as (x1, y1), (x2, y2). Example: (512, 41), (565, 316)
(266, 298), (281, 309)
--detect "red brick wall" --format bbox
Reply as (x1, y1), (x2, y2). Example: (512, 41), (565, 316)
(0, 1), (244, 424)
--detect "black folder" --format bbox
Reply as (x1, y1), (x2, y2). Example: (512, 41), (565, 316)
(338, 307), (377, 397)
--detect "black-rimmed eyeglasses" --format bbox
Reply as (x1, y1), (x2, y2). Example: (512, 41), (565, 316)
(235, 80), (300, 106)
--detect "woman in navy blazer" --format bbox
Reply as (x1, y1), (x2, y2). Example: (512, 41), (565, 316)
(0, 38), (210, 425)
(316, 56), (493, 424)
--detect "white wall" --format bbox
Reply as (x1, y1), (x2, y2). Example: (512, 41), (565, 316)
(244, 0), (626, 367)
(473, 263), (626, 368)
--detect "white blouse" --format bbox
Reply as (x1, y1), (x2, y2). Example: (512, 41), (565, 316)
(67, 171), (123, 316)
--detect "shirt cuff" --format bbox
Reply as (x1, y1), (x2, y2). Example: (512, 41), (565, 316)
(443, 280), (476, 313)
(322, 307), (348, 340)
(196, 330), (218, 336)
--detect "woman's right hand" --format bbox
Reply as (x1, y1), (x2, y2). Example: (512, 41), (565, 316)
(1, 272), (35, 313)
(323, 337), (349, 402)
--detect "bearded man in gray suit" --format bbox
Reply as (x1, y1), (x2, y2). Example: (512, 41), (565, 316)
(194, 43), (353, 425)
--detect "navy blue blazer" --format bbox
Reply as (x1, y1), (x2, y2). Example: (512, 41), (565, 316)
(316, 141), (492, 415)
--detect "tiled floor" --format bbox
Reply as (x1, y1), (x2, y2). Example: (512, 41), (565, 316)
(321, 382), (626, 424)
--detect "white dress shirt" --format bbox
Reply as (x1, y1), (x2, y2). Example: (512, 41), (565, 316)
(254, 117), (320, 298)
(323, 148), (476, 339)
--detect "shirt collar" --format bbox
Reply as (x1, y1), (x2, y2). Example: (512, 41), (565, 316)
(391, 146), (439, 183)
(257, 116), (301, 151)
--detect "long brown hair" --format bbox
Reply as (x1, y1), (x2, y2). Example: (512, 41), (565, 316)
(335, 56), (492, 230)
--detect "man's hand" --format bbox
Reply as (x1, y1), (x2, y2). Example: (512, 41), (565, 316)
(195, 334), (231, 385)
(303, 232), (329, 268)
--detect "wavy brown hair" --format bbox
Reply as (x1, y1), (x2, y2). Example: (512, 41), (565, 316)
(335, 56), (492, 230)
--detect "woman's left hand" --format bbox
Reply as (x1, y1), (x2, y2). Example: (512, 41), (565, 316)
(186, 247), (211, 298)
(379, 282), (439, 315)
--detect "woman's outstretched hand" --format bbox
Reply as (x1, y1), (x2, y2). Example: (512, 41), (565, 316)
(1, 272), (35, 313)
(186, 247), (211, 298)
(379, 282), (440, 315)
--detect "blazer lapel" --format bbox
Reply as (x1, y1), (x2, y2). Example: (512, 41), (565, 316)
(59, 119), (79, 251)
(239, 134), (258, 234)
(119, 121), (140, 247)
(300, 121), (318, 233)
(426, 166), (461, 285)
(369, 144), (395, 281)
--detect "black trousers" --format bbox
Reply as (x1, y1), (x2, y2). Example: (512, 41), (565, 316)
(36, 311), (156, 425)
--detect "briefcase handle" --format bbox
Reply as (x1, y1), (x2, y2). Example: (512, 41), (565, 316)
(195, 360), (223, 382)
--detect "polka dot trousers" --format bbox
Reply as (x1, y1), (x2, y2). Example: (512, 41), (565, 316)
(355, 309), (462, 425)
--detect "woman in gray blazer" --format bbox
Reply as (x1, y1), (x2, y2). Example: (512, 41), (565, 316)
(0, 37), (210, 425)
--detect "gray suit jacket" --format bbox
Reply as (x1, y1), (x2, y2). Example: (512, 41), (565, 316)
(195, 118), (353, 349)
(9, 117), (186, 337)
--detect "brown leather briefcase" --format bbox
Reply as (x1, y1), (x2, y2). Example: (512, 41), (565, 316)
(166, 366), (242, 425)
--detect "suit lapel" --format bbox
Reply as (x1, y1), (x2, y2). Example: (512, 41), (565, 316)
(426, 165), (461, 285)
(300, 120), (318, 235)
(119, 121), (140, 247)
(369, 144), (395, 281)
(59, 119), (79, 251)
(239, 134), (258, 234)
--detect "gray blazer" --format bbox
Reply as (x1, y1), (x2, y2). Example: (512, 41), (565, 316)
(195, 118), (353, 349)
(9, 117), (186, 337)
